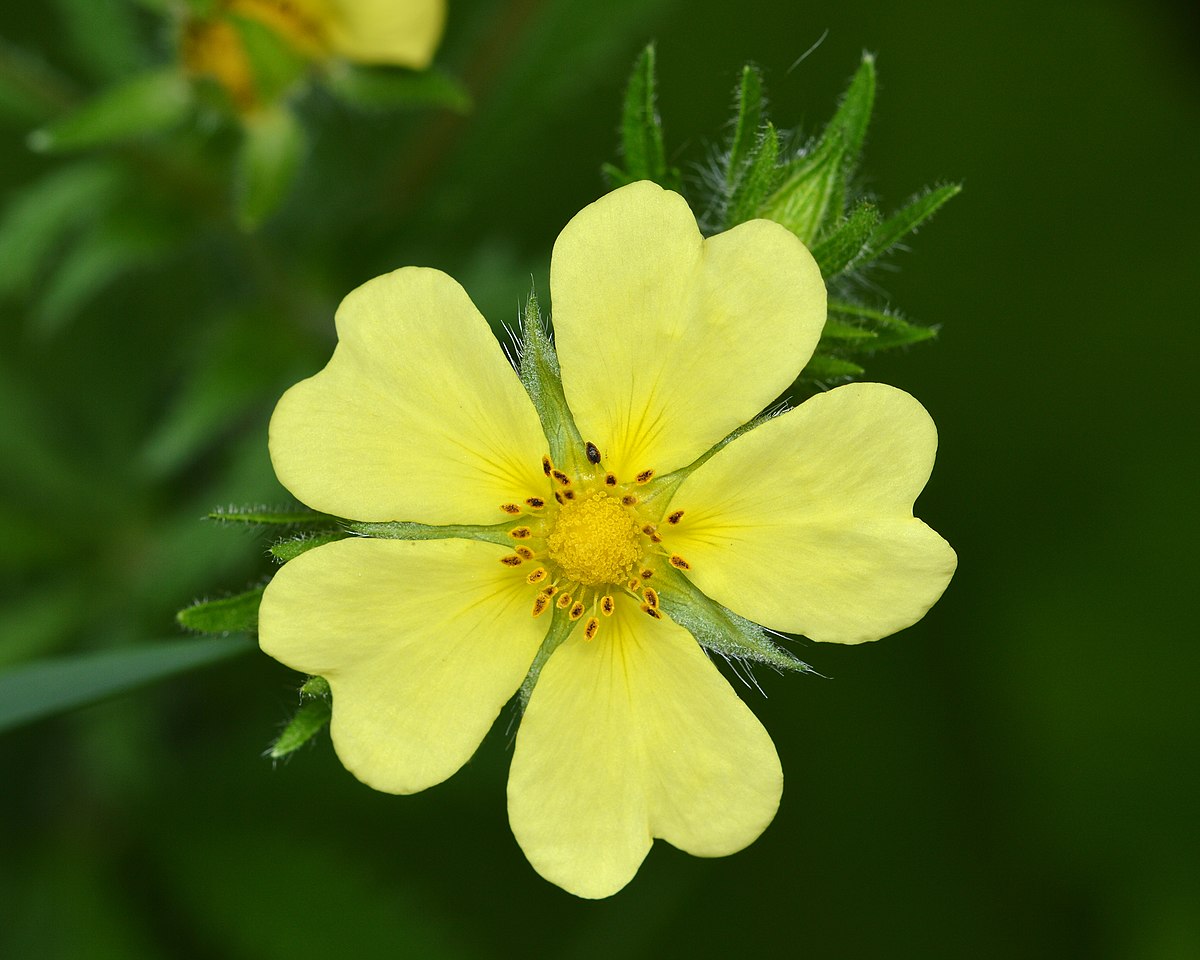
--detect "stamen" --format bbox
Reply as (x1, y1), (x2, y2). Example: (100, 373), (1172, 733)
(641, 523), (661, 543)
(515, 546), (535, 560)
(562, 489), (575, 500)
(640, 604), (663, 619)
(621, 494), (638, 506)
(568, 601), (585, 621)
(500, 503), (521, 515)
(585, 441), (601, 464)
(642, 587), (659, 609)
(640, 569), (653, 580)
(635, 469), (654, 484)
(509, 527), (532, 539)
(542, 584), (558, 597)
(500, 555), (523, 566)
(600, 595), (615, 616)
(554, 491), (565, 505)
(526, 567), (548, 584)
(667, 510), (685, 524)
(556, 593), (573, 609)
(532, 594), (551, 617)
(627, 577), (641, 592)
(584, 617), (600, 641)
(551, 469), (572, 486)
(526, 497), (545, 509)
(669, 554), (691, 570)
(542, 455), (553, 476)
(604, 473), (618, 486)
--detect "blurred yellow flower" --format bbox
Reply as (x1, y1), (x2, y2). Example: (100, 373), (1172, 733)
(258, 181), (956, 898)
(183, 0), (445, 110)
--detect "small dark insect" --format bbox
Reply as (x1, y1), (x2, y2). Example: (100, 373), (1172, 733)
(585, 441), (601, 464)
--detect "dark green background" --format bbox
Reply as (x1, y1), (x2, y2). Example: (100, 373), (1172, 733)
(2, 1), (1197, 957)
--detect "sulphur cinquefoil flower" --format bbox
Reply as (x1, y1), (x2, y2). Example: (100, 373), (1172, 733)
(183, 0), (445, 110)
(258, 181), (956, 898)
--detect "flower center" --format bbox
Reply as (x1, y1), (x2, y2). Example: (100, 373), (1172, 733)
(546, 491), (642, 586)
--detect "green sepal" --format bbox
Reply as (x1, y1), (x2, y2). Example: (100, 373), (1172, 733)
(824, 51), (876, 185)
(177, 586), (266, 635)
(654, 564), (813, 674)
(517, 292), (585, 472)
(801, 355), (866, 380)
(28, 67), (193, 153)
(228, 13), (308, 105)
(207, 505), (332, 526)
(269, 680), (332, 759)
(345, 521), (513, 548)
(818, 317), (879, 342)
(234, 104), (305, 230)
(725, 63), (765, 196)
(270, 531), (348, 563)
(324, 63), (471, 113)
(866, 183), (961, 261)
(602, 43), (680, 191)
(518, 610), (574, 711)
(726, 121), (780, 228)
(811, 200), (881, 277)
(827, 299), (937, 351)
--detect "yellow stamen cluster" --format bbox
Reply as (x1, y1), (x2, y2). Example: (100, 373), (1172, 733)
(496, 443), (692, 641)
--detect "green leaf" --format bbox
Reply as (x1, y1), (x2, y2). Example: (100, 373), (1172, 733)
(207, 505), (332, 526)
(811, 200), (881, 277)
(270, 532), (347, 562)
(655, 564), (813, 674)
(866, 183), (962, 261)
(28, 67), (192, 153)
(269, 699), (331, 758)
(324, 63), (471, 113)
(802, 354), (866, 380)
(235, 105), (305, 229)
(51, 0), (148, 82)
(726, 121), (780, 227)
(605, 43), (678, 190)
(0, 636), (253, 734)
(725, 63), (764, 194)
(0, 160), (123, 300)
(0, 36), (76, 125)
(177, 587), (265, 635)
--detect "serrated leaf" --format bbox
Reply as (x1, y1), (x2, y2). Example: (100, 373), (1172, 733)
(269, 699), (331, 758)
(0, 160), (123, 299)
(727, 121), (780, 227)
(235, 104), (304, 229)
(324, 63), (471, 113)
(654, 564), (813, 674)
(725, 63), (764, 194)
(270, 532), (347, 563)
(866, 183), (961, 261)
(802, 355), (866, 380)
(28, 68), (192, 153)
(177, 587), (265, 635)
(207, 505), (331, 526)
(811, 200), (881, 277)
(0, 636), (253, 733)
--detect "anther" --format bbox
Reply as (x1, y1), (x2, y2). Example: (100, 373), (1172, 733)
(640, 604), (663, 619)
(500, 555), (523, 566)
(509, 527), (532, 539)
(642, 587), (659, 609)
(557, 593), (573, 609)
(667, 510), (685, 524)
(584, 617), (600, 641)
(604, 473), (617, 486)
(551, 469), (572, 486)
(669, 554), (691, 570)
(500, 503), (521, 515)
(635, 469), (654, 484)
(621, 494), (638, 506)
(641, 523), (661, 543)
(562, 489), (575, 500)
(568, 601), (585, 621)
(542, 455), (553, 476)
(600, 595), (615, 616)
(627, 577), (641, 592)
(585, 441), (601, 464)
(532, 594), (551, 617)
(526, 567), (548, 584)
(554, 491), (565, 505)
(541, 584), (558, 597)
(640, 569), (653, 580)
(525, 497), (545, 509)
(515, 546), (534, 560)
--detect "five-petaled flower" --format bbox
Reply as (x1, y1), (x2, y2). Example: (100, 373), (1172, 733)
(258, 181), (957, 898)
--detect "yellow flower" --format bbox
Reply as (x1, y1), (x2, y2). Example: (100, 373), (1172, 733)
(183, 0), (445, 110)
(258, 181), (957, 898)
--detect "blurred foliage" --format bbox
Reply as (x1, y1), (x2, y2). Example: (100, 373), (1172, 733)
(1, 0), (1198, 957)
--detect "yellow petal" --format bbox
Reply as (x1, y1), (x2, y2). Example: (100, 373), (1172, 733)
(269, 267), (548, 524)
(259, 537), (545, 794)
(508, 604), (782, 899)
(551, 181), (825, 481)
(324, 0), (446, 68)
(667, 381), (957, 644)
